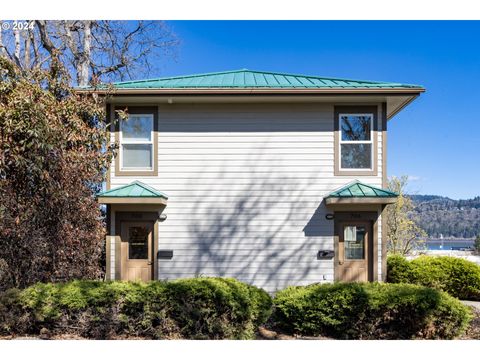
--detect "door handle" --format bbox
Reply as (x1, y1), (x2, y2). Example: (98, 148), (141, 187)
(147, 261), (153, 265)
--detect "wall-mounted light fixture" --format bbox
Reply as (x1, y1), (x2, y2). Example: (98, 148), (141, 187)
(159, 213), (167, 222)
(325, 213), (334, 220)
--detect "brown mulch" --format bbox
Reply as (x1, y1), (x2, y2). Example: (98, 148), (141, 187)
(256, 326), (333, 340)
(459, 307), (480, 340)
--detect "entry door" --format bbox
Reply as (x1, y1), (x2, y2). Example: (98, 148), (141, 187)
(337, 221), (371, 282)
(121, 221), (153, 281)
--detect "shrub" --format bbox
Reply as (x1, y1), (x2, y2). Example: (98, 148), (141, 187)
(0, 278), (272, 339)
(387, 255), (480, 300)
(273, 282), (472, 339)
(0, 57), (114, 290)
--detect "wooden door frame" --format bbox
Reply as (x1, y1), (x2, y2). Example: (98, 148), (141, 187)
(120, 220), (154, 281)
(334, 211), (378, 282)
(114, 211), (159, 281)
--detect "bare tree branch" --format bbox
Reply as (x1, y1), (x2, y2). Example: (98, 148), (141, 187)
(35, 20), (57, 56)
(1, 20), (179, 86)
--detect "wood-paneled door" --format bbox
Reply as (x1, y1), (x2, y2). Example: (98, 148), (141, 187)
(337, 221), (372, 282)
(120, 221), (154, 281)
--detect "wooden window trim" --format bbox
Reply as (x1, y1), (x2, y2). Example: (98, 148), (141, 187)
(114, 106), (158, 177)
(334, 105), (378, 176)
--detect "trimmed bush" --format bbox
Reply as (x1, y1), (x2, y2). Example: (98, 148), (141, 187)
(387, 255), (480, 300)
(0, 278), (272, 339)
(273, 282), (472, 339)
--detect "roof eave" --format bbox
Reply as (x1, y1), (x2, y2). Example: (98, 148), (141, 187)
(325, 197), (397, 205)
(75, 87), (425, 95)
(97, 197), (168, 205)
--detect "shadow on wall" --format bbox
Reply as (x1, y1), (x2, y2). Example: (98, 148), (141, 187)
(303, 201), (331, 237)
(184, 150), (332, 292)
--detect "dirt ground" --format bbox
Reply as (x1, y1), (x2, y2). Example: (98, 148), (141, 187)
(459, 307), (480, 340)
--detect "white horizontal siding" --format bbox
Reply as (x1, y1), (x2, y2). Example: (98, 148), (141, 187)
(110, 102), (384, 292)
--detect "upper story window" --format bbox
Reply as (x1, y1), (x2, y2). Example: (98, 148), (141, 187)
(120, 114), (154, 170)
(339, 114), (373, 170)
(334, 106), (378, 176)
(113, 106), (158, 176)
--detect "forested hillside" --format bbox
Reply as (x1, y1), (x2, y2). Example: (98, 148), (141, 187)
(409, 195), (480, 238)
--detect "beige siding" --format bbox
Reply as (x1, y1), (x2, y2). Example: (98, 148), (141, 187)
(109, 102), (384, 291)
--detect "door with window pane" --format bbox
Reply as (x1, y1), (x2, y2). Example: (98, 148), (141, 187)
(120, 222), (153, 281)
(337, 221), (371, 282)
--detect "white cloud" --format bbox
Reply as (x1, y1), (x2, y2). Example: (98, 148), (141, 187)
(407, 175), (422, 181)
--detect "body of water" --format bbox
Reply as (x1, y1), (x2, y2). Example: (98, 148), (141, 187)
(426, 239), (475, 251)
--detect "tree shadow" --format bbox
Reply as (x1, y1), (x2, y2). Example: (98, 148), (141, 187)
(156, 103), (337, 292)
(181, 150), (332, 293)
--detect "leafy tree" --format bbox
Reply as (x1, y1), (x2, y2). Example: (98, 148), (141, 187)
(386, 176), (427, 255)
(0, 56), (115, 289)
(474, 236), (480, 254)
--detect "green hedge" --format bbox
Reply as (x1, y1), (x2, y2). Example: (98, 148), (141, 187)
(387, 255), (480, 300)
(273, 282), (472, 339)
(0, 278), (272, 339)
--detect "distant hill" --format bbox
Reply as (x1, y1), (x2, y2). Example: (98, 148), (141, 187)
(409, 195), (480, 238)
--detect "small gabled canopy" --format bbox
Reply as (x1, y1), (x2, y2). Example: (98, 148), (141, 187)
(97, 181), (168, 205)
(325, 180), (398, 205)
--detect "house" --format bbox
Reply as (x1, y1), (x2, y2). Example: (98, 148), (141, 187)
(93, 69), (424, 292)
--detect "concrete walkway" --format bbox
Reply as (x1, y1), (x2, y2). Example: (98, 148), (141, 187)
(461, 300), (480, 311)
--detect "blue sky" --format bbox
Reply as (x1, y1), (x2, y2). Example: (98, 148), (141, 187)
(155, 21), (480, 199)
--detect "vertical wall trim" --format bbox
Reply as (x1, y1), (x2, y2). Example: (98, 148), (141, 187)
(106, 103), (113, 191)
(105, 204), (111, 280)
(373, 212), (378, 281)
(381, 102), (388, 281)
(381, 102), (388, 188)
(381, 204), (388, 281)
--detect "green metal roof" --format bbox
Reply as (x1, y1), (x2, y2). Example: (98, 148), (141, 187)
(97, 181), (168, 199)
(326, 181), (398, 198)
(111, 69), (422, 90)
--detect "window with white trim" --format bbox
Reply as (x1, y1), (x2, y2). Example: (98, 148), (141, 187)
(120, 114), (154, 171)
(339, 113), (373, 170)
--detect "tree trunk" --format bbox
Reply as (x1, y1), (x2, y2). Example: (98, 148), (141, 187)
(13, 28), (21, 65)
(24, 30), (31, 69)
(77, 21), (92, 87)
(0, 22), (5, 57)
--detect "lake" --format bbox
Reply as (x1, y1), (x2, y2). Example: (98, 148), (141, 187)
(426, 239), (475, 251)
